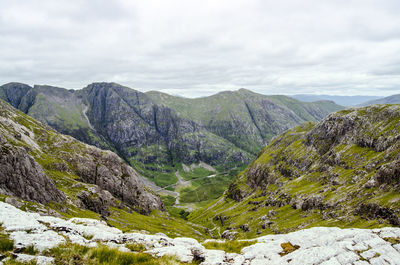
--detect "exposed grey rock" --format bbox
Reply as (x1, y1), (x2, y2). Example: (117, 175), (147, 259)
(355, 203), (400, 226)
(77, 189), (116, 217)
(221, 230), (238, 240)
(2, 201), (400, 265)
(0, 82), (341, 185)
(0, 143), (65, 204)
(240, 224), (250, 232)
(0, 98), (164, 216)
(72, 147), (164, 215)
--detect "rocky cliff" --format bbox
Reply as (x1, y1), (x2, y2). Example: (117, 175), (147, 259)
(0, 99), (163, 216)
(189, 104), (400, 239)
(147, 89), (343, 155)
(0, 82), (342, 190)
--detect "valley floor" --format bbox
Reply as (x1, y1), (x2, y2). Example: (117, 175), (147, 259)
(1, 201), (400, 265)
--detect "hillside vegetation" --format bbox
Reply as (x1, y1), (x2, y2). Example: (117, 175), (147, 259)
(0, 82), (342, 207)
(190, 105), (400, 239)
(0, 99), (206, 240)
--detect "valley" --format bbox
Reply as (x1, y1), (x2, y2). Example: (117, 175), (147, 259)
(0, 87), (399, 265)
(0, 82), (343, 208)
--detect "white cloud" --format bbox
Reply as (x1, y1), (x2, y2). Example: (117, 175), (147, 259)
(0, 0), (399, 96)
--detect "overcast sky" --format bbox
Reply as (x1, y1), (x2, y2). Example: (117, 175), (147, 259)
(1, 0), (400, 97)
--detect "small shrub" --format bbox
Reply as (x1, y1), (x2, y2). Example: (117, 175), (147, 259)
(202, 240), (255, 253)
(83, 234), (95, 240)
(23, 245), (38, 255)
(126, 243), (147, 252)
(0, 238), (14, 252)
(90, 246), (117, 263)
(179, 210), (190, 220)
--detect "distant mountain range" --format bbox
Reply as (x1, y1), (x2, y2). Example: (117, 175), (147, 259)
(290, 94), (383, 106)
(0, 82), (343, 194)
(359, 94), (400, 106)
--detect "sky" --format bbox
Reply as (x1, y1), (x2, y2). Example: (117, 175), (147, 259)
(1, 0), (400, 97)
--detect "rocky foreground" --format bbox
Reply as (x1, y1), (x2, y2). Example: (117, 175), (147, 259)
(0, 202), (400, 264)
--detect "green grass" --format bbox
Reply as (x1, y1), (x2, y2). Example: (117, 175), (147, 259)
(3, 259), (36, 265)
(179, 166), (214, 181)
(46, 243), (190, 265)
(106, 207), (206, 240)
(22, 245), (38, 255)
(0, 237), (14, 253)
(202, 240), (255, 253)
(126, 243), (147, 252)
(179, 175), (233, 204)
(161, 195), (176, 207)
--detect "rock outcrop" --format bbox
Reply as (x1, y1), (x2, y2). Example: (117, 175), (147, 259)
(0, 82), (342, 189)
(0, 141), (65, 204)
(193, 105), (400, 238)
(0, 99), (163, 215)
(1, 201), (400, 265)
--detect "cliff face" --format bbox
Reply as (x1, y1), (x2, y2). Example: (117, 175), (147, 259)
(0, 139), (65, 204)
(147, 89), (343, 155)
(245, 105), (400, 190)
(0, 82), (257, 189)
(0, 99), (163, 215)
(189, 105), (400, 239)
(82, 83), (250, 170)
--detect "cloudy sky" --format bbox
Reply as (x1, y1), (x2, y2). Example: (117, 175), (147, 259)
(1, 0), (400, 97)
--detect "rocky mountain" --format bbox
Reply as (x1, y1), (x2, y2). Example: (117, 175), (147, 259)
(0, 98), (164, 214)
(190, 104), (400, 239)
(0, 83), (342, 193)
(360, 94), (400, 106)
(147, 89), (343, 155)
(0, 98), (207, 239)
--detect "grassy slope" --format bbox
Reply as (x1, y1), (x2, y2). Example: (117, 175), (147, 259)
(147, 89), (343, 155)
(189, 105), (400, 239)
(0, 99), (206, 240)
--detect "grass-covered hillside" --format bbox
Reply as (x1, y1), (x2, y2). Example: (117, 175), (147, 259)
(189, 104), (400, 239)
(0, 99), (207, 240)
(0, 82), (342, 208)
(147, 88), (343, 155)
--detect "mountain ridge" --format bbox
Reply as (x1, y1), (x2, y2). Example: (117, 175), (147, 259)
(360, 94), (400, 106)
(0, 82), (342, 185)
(189, 104), (400, 239)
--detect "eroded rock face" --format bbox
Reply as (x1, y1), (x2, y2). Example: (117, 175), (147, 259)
(0, 141), (65, 204)
(0, 99), (163, 216)
(229, 105), (400, 229)
(77, 189), (116, 217)
(71, 147), (164, 215)
(306, 105), (400, 154)
(82, 82), (252, 170)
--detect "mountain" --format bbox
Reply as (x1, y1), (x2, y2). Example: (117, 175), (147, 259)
(147, 88), (343, 155)
(0, 83), (341, 175)
(0, 97), (162, 215)
(291, 94), (383, 106)
(0, 98), (208, 239)
(0, 83), (342, 208)
(0, 83), (252, 186)
(190, 104), (400, 239)
(360, 94), (400, 106)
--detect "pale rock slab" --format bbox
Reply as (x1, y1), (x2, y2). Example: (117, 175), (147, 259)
(1, 201), (400, 265)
